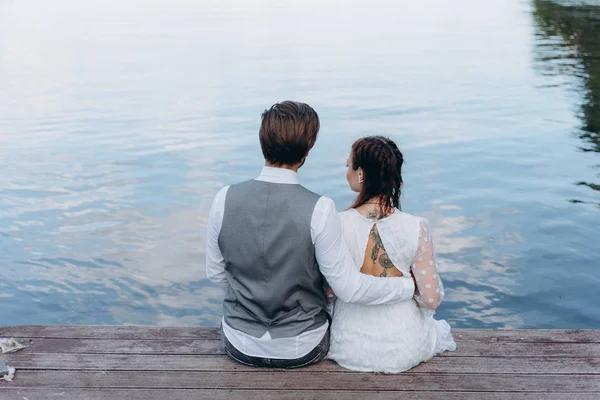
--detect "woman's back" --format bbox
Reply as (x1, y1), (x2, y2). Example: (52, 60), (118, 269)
(327, 208), (455, 372)
(340, 208), (444, 306)
(340, 208), (420, 276)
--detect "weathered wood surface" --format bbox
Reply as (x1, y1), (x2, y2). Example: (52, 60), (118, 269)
(6, 353), (600, 374)
(3, 337), (600, 357)
(4, 325), (600, 342)
(2, 389), (599, 400)
(1, 326), (599, 400)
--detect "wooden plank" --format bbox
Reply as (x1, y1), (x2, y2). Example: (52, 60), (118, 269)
(3, 326), (600, 343)
(3, 338), (224, 355)
(1, 388), (599, 400)
(1, 371), (599, 392)
(8, 337), (600, 357)
(0, 325), (219, 340)
(439, 341), (600, 357)
(453, 329), (600, 343)
(3, 353), (600, 374)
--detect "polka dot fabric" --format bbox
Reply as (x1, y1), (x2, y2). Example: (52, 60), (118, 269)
(412, 219), (444, 310)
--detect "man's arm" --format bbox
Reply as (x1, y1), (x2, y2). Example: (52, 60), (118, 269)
(312, 197), (415, 305)
(205, 186), (230, 291)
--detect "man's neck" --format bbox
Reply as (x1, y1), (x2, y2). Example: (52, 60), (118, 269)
(264, 162), (301, 173)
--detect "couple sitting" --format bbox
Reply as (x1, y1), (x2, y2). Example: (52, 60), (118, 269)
(206, 101), (456, 372)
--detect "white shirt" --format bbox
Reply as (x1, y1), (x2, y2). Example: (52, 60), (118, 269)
(206, 166), (415, 359)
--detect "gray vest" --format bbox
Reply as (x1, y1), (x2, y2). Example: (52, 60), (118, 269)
(218, 179), (328, 339)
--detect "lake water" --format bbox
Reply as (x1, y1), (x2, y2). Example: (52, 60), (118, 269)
(1, 0), (599, 329)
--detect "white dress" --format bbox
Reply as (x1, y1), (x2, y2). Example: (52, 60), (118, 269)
(327, 208), (456, 373)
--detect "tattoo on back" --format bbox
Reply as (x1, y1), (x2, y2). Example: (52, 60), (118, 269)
(369, 224), (396, 277)
(369, 224), (382, 262)
(378, 253), (394, 277)
(365, 210), (380, 221)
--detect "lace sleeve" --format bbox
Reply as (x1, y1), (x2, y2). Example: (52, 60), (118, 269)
(412, 219), (444, 310)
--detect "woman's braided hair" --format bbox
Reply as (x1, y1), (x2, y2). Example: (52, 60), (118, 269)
(349, 136), (404, 216)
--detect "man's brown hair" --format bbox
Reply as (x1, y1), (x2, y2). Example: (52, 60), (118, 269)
(259, 101), (320, 166)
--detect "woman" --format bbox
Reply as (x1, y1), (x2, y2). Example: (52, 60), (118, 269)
(326, 136), (456, 373)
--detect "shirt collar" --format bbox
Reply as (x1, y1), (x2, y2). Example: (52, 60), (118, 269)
(255, 166), (299, 184)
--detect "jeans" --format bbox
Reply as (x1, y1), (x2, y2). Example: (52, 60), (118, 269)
(222, 326), (330, 369)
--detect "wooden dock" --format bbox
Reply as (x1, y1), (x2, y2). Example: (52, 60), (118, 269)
(0, 326), (599, 399)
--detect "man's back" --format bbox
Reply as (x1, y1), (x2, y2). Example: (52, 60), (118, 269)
(219, 179), (328, 339)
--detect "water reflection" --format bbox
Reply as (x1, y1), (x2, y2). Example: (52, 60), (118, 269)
(533, 0), (600, 204)
(422, 207), (525, 328)
(1, 0), (600, 329)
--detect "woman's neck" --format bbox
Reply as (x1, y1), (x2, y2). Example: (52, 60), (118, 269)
(355, 197), (393, 220)
(365, 196), (385, 204)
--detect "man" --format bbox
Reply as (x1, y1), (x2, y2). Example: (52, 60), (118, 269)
(206, 101), (415, 368)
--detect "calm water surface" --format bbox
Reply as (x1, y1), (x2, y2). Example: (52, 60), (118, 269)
(1, 0), (599, 328)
